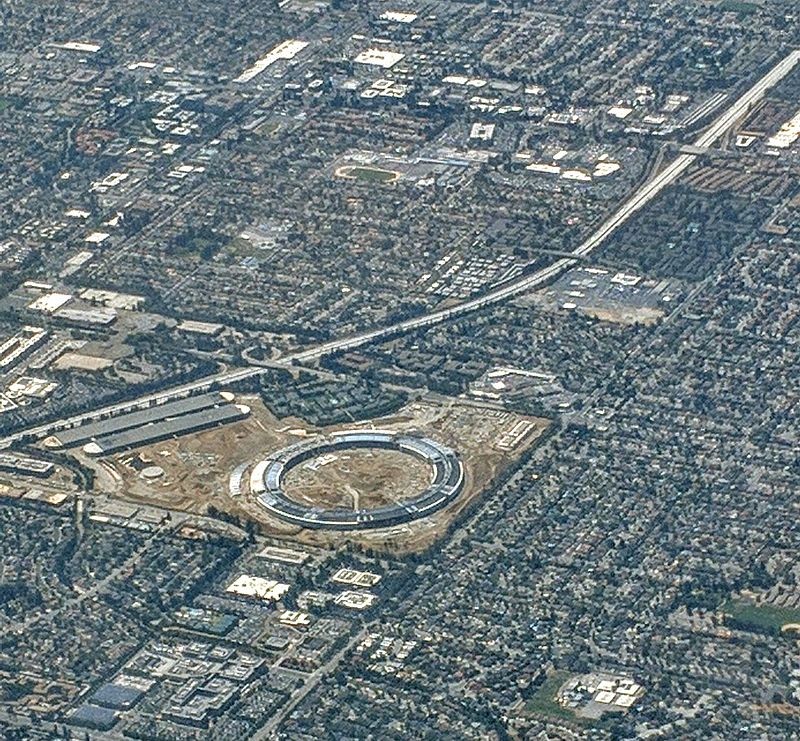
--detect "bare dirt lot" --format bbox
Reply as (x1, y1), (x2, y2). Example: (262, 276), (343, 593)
(78, 393), (549, 554)
(282, 448), (431, 511)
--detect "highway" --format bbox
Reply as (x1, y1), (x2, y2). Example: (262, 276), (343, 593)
(289, 50), (800, 361)
(0, 366), (262, 449)
(1, 48), (797, 450)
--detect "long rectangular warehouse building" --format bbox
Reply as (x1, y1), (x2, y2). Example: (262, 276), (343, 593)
(0, 452), (55, 478)
(51, 392), (231, 448)
(84, 404), (249, 457)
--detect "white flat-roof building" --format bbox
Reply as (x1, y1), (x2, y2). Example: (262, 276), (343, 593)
(607, 105), (633, 119)
(380, 11), (418, 23)
(234, 40), (310, 83)
(766, 109), (800, 149)
(335, 591), (378, 609)
(470, 122), (496, 142)
(28, 293), (72, 314)
(354, 49), (405, 69)
(527, 162), (561, 176)
(51, 41), (101, 54)
(226, 575), (289, 602)
(278, 610), (310, 627)
(332, 568), (382, 588)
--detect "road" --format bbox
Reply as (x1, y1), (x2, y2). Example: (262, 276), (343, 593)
(279, 48), (800, 362)
(252, 627), (370, 740)
(12, 519), (172, 636)
(0, 366), (262, 449)
(1, 48), (797, 450)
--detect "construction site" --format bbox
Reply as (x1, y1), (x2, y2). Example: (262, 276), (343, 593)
(62, 391), (548, 553)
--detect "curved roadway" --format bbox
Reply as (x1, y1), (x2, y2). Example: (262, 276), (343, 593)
(2, 49), (798, 450)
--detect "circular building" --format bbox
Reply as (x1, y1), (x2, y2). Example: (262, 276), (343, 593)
(250, 430), (464, 530)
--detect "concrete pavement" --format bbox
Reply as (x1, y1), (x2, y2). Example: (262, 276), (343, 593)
(1, 48), (797, 451)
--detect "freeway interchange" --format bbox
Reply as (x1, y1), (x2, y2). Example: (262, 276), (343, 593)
(2, 48), (798, 451)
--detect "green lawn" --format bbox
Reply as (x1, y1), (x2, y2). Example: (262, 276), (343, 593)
(256, 120), (281, 137)
(721, 599), (800, 633)
(525, 671), (584, 723)
(718, 0), (757, 14)
(343, 166), (397, 183)
(223, 236), (260, 258)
